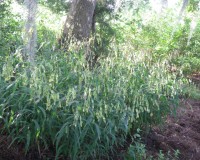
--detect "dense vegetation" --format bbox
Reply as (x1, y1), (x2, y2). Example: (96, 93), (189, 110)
(0, 0), (200, 159)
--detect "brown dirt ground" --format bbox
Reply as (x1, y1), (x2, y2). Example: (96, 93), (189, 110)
(146, 99), (200, 160)
(146, 73), (200, 160)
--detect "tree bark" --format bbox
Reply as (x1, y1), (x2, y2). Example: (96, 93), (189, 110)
(161, 0), (168, 11)
(178, 0), (189, 21)
(60, 0), (97, 46)
(24, 0), (37, 64)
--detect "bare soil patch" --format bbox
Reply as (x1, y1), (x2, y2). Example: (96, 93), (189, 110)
(146, 99), (200, 160)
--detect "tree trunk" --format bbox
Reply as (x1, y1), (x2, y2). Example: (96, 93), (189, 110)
(178, 0), (189, 21)
(60, 0), (97, 46)
(161, 0), (168, 11)
(171, 0), (189, 38)
(24, 0), (37, 64)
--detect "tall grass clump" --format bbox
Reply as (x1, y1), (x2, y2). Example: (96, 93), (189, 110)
(0, 45), (184, 159)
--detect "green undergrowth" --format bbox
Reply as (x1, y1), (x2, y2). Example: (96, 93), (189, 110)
(182, 83), (200, 100)
(0, 48), (184, 159)
(0, 1), (198, 159)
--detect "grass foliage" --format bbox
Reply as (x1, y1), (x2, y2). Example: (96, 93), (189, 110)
(0, 47), (183, 159)
(0, 1), (199, 159)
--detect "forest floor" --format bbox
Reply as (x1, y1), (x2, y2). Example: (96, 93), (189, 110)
(146, 73), (200, 160)
(0, 74), (199, 160)
(146, 98), (200, 160)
